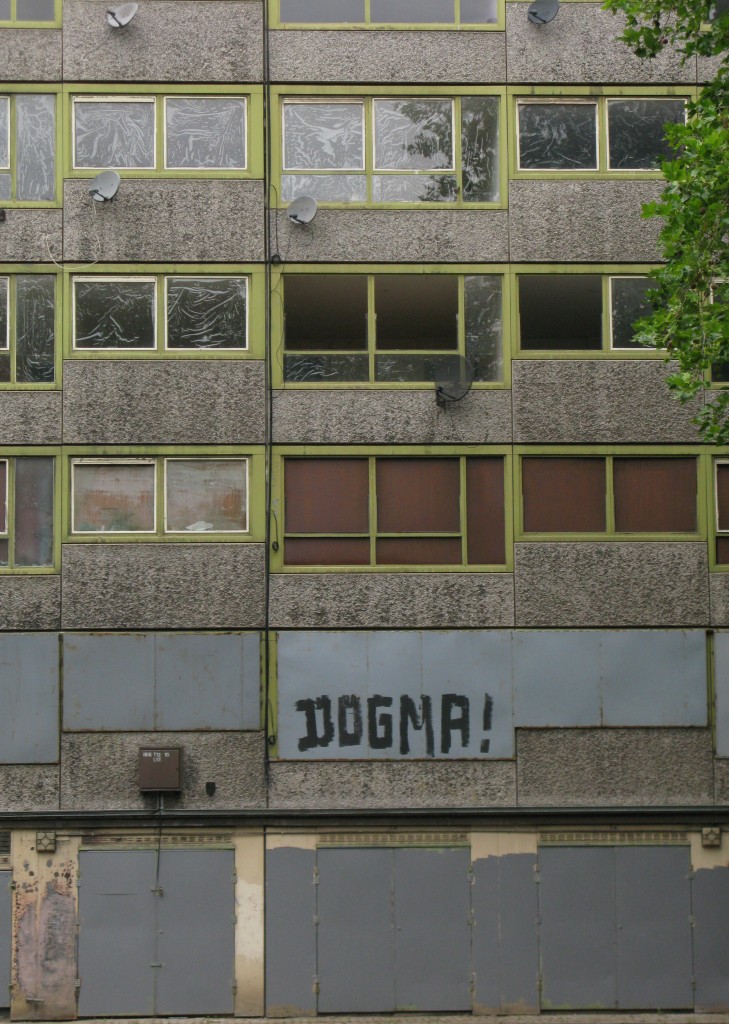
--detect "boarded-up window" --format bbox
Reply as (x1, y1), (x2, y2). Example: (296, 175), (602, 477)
(716, 461), (729, 563)
(522, 457), (606, 533)
(285, 458), (370, 565)
(614, 458), (697, 533)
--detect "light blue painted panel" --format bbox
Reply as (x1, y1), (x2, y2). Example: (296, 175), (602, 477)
(0, 633), (58, 763)
(0, 872), (10, 1008)
(513, 631), (601, 727)
(62, 633), (154, 731)
(713, 632), (729, 756)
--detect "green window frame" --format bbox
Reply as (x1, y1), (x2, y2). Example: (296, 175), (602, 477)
(0, 266), (59, 387)
(711, 456), (729, 569)
(66, 85), (264, 180)
(64, 265), (264, 359)
(273, 86), (506, 209)
(274, 264), (508, 387)
(0, 450), (59, 573)
(273, 446), (513, 572)
(0, 0), (60, 26)
(515, 447), (706, 542)
(271, 0), (504, 29)
(0, 87), (60, 206)
(66, 448), (265, 542)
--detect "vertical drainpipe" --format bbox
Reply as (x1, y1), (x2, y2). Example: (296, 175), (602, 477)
(262, 0), (274, 795)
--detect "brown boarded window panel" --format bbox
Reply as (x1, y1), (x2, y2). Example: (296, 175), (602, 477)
(717, 463), (729, 532)
(522, 457), (606, 533)
(376, 537), (462, 565)
(285, 537), (370, 566)
(717, 537), (729, 565)
(0, 461), (6, 532)
(613, 458), (697, 532)
(466, 457), (505, 564)
(376, 458), (460, 533)
(285, 459), (369, 534)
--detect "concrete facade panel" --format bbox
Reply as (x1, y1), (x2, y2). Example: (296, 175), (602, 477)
(62, 360), (266, 444)
(0, 392), (61, 445)
(0, 210), (62, 263)
(0, 765), (58, 810)
(63, 180), (265, 263)
(516, 727), (714, 806)
(0, 28), (61, 80)
(0, 575), (60, 630)
(709, 574), (729, 627)
(514, 543), (710, 628)
(61, 543), (266, 630)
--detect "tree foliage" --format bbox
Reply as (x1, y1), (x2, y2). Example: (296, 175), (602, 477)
(603, 0), (729, 442)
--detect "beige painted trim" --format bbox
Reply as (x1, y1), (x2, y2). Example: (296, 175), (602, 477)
(690, 830), (729, 870)
(234, 832), (265, 1017)
(471, 830), (538, 860)
(266, 831), (317, 851)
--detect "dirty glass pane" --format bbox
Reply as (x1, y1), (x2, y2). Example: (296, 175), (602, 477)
(74, 278), (156, 349)
(16, 275), (55, 382)
(279, 0), (364, 20)
(14, 457), (53, 566)
(372, 174), (457, 202)
(73, 462), (155, 533)
(285, 275), (367, 350)
(370, 0), (454, 23)
(165, 98), (246, 170)
(465, 275), (502, 381)
(520, 275), (602, 350)
(0, 539), (6, 564)
(376, 353), (466, 381)
(281, 173), (367, 202)
(0, 356), (9, 382)
(283, 102), (364, 170)
(165, 459), (247, 532)
(462, 95), (499, 202)
(0, 98), (8, 167)
(0, 175), (10, 200)
(74, 100), (155, 169)
(607, 99), (685, 170)
(284, 354), (369, 382)
(16, 94), (55, 201)
(16, 0), (55, 18)
(375, 275), (458, 350)
(0, 0), (10, 19)
(0, 278), (7, 350)
(461, 0), (498, 22)
(610, 277), (654, 350)
(0, 461), (6, 532)
(166, 277), (247, 349)
(374, 99), (453, 170)
(518, 101), (598, 170)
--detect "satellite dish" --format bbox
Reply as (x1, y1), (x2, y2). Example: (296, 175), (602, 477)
(88, 170), (120, 202)
(106, 2), (138, 27)
(527, 0), (559, 24)
(287, 195), (317, 225)
(710, 0), (729, 19)
(435, 355), (474, 408)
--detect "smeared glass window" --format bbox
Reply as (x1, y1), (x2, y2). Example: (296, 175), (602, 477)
(165, 459), (248, 533)
(72, 461), (156, 533)
(74, 99), (155, 169)
(74, 278), (156, 350)
(0, 98), (8, 169)
(0, 457), (54, 567)
(0, 0), (10, 18)
(279, 0), (364, 21)
(16, 275), (55, 382)
(371, 0), (454, 23)
(610, 276), (654, 350)
(465, 275), (502, 381)
(461, 0), (497, 21)
(15, 0), (55, 19)
(283, 101), (366, 201)
(461, 95), (499, 202)
(374, 99), (453, 169)
(607, 98), (685, 170)
(278, 0), (497, 23)
(0, 279), (7, 354)
(518, 101), (598, 170)
(165, 98), (246, 170)
(519, 275), (602, 350)
(16, 94), (55, 201)
(166, 277), (247, 350)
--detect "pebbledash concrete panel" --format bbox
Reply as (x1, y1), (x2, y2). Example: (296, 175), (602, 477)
(710, 575), (729, 627)
(0, 873), (9, 1009)
(269, 28), (505, 83)
(516, 728), (715, 807)
(62, 360), (266, 445)
(0, 765), (58, 810)
(0, 392), (61, 445)
(62, 0), (262, 81)
(61, 543), (266, 630)
(0, 209), (62, 263)
(0, 634), (58, 763)
(512, 361), (702, 445)
(63, 180), (265, 263)
(0, 576), (59, 630)
(0, 29), (61, 81)
(692, 866), (729, 1011)
(505, 2), (693, 83)
(272, 209), (509, 263)
(265, 846), (317, 1017)
(508, 181), (663, 263)
(272, 389), (512, 445)
(711, 631), (729, 756)
(514, 543), (710, 627)
(60, 731), (266, 810)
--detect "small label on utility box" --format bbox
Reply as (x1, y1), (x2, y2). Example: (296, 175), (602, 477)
(138, 746), (183, 791)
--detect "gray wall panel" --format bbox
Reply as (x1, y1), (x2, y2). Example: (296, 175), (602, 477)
(0, 872), (10, 1009)
(713, 631), (729, 756)
(0, 576), (60, 631)
(513, 631), (601, 727)
(0, 210), (62, 263)
(265, 847), (317, 1015)
(0, 392), (61, 445)
(693, 867), (729, 1011)
(63, 634), (155, 731)
(0, 634), (58, 764)
(0, 28), (60, 80)
(471, 856), (501, 1012)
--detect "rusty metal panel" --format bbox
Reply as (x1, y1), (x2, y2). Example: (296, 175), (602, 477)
(0, 634), (58, 763)
(0, 872), (10, 1008)
(693, 866), (729, 1011)
(393, 847), (471, 1011)
(62, 633), (155, 731)
(713, 632), (729, 755)
(266, 847), (317, 1016)
(513, 631), (601, 727)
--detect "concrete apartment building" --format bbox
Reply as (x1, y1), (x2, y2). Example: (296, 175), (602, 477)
(0, 0), (728, 1017)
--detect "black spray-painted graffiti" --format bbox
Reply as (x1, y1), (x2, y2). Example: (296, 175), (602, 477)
(295, 693), (494, 755)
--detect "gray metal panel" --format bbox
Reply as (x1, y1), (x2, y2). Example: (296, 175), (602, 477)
(538, 847), (617, 1010)
(713, 631), (729, 755)
(62, 633), (154, 731)
(471, 855), (501, 1013)
(693, 866), (729, 1011)
(317, 848), (395, 1012)
(0, 872), (10, 1008)
(265, 847), (317, 1015)
(241, 632), (262, 729)
(393, 847), (471, 1011)
(614, 846), (693, 1009)
(77, 850), (156, 1016)
(497, 853), (539, 1012)
(600, 630), (707, 726)
(513, 631), (601, 727)
(155, 849), (235, 1015)
(0, 633), (58, 763)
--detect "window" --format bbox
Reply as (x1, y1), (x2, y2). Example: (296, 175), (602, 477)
(0, 0), (59, 25)
(279, 90), (502, 205)
(710, 282), (729, 383)
(280, 270), (503, 384)
(0, 271), (56, 384)
(0, 91), (56, 203)
(0, 456), (55, 569)
(274, 0), (500, 27)
(520, 454), (699, 537)
(281, 454), (507, 567)
(714, 459), (729, 564)
(514, 95), (687, 175)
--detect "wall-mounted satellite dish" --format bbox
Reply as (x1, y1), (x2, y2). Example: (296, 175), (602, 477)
(527, 0), (559, 24)
(710, 0), (729, 19)
(435, 355), (474, 408)
(106, 2), (138, 27)
(89, 170), (121, 202)
(287, 195), (317, 225)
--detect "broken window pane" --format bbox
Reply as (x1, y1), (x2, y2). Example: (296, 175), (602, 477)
(16, 94), (55, 202)
(279, 0), (364, 20)
(14, 457), (53, 566)
(461, 0), (498, 22)
(375, 275), (458, 350)
(374, 99), (453, 170)
(16, 275), (55, 383)
(73, 462), (156, 533)
(518, 101), (598, 170)
(370, 0), (454, 23)
(461, 95), (499, 202)
(608, 99), (685, 170)
(285, 275), (367, 351)
(166, 277), (247, 349)
(74, 100), (155, 169)
(0, 98), (8, 167)
(610, 277), (654, 350)
(519, 275), (602, 350)
(372, 173), (457, 202)
(16, 0), (55, 19)
(165, 459), (247, 533)
(283, 102), (364, 170)
(281, 173), (367, 202)
(74, 278), (156, 349)
(165, 98), (246, 170)
(0, 278), (7, 350)
(285, 354), (369, 382)
(465, 275), (502, 381)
